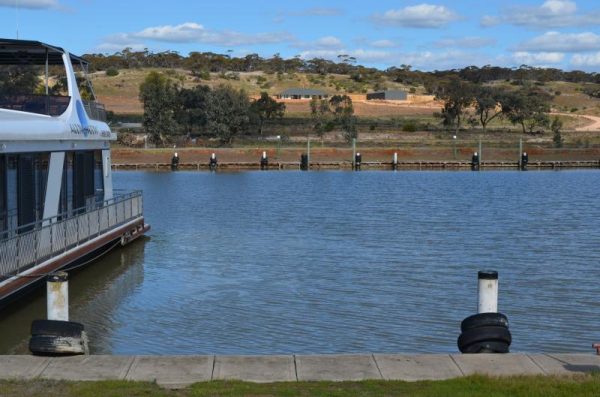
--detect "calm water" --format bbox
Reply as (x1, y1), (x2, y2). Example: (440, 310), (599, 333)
(2, 170), (600, 354)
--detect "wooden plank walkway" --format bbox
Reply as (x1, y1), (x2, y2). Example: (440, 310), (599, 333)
(1, 353), (599, 387)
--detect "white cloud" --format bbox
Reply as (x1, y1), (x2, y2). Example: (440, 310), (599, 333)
(434, 37), (496, 48)
(512, 51), (565, 65)
(288, 7), (343, 17)
(571, 52), (600, 67)
(372, 4), (460, 28)
(517, 32), (600, 52)
(370, 39), (397, 48)
(315, 36), (343, 48)
(482, 0), (600, 29)
(133, 23), (292, 46)
(108, 22), (293, 47)
(292, 36), (344, 50)
(298, 49), (394, 64)
(0, 0), (58, 9)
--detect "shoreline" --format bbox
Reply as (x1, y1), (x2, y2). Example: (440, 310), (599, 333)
(112, 160), (600, 171)
(1, 353), (599, 386)
(111, 147), (600, 171)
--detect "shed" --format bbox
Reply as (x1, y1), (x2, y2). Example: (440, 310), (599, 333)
(277, 88), (328, 100)
(366, 90), (408, 101)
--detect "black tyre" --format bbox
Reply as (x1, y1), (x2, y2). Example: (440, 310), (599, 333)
(31, 319), (84, 338)
(29, 335), (85, 356)
(461, 340), (510, 354)
(457, 326), (512, 352)
(461, 313), (508, 332)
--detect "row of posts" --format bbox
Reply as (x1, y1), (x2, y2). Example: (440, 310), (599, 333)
(171, 138), (531, 171)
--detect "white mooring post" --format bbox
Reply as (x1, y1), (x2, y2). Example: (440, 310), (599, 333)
(262, 151), (267, 159)
(393, 152), (398, 164)
(477, 270), (498, 313)
(47, 272), (69, 321)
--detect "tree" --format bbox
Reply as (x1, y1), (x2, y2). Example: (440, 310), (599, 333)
(174, 85), (211, 135)
(250, 92), (286, 136)
(205, 85), (252, 145)
(551, 117), (564, 148)
(435, 78), (475, 134)
(0, 65), (40, 95)
(474, 86), (504, 132)
(502, 88), (552, 134)
(309, 97), (333, 142)
(329, 95), (358, 142)
(139, 71), (178, 144)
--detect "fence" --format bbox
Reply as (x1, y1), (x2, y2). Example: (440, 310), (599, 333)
(0, 191), (143, 280)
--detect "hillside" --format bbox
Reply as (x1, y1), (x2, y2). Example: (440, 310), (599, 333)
(91, 68), (431, 115)
(91, 68), (600, 126)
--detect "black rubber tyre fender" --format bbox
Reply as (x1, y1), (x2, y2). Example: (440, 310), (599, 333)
(29, 335), (85, 356)
(461, 340), (510, 354)
(457, 326), (512, 352)
(461, 313), (509, 332)
(31, 319), (84, 338)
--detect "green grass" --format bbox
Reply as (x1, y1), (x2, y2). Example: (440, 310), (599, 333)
(2, 375), (600, 397)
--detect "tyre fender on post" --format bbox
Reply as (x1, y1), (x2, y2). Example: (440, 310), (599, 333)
(461, 313), (509, 332)
(457, 325), (512, 353)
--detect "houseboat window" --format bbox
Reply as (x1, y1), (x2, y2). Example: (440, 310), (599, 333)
(34, 153), (49, 221)
(59, 152), (73, 217)
(94, 150), (104, 203)
(6, 156), (17, 231)
(0, 155), (5, 234)
(0, 58), (70, 116)
(17, 154), (36, 229)
(73, 151), (95, 211)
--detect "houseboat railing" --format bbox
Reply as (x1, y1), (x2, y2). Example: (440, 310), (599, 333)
(83, 100), (107, 122)
(0, 95), (71, 116)
(0, 191), (143, 280)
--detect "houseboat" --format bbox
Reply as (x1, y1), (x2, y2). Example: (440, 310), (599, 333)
(0, 39), (149, 308)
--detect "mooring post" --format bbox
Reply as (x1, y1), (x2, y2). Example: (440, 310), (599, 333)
(47, 272), (69, 321)
(519, 138), (523, 169)
(352, 138), (356, 170)
(478, 270), (498, 313)
(393, 152), (398, 170)
(307, 139), (311, 170)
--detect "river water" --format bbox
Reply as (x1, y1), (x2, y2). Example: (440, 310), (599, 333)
(2, 170), (600, 354)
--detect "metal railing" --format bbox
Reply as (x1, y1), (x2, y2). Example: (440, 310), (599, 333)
(0, 191), (143, 280)
(0, 95), (71, 116)
(83, 100), (107, 122)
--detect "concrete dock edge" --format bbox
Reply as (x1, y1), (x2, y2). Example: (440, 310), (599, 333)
(1, 353), (599, 385)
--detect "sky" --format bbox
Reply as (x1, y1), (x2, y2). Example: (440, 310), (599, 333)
(0, 0), (599, 71)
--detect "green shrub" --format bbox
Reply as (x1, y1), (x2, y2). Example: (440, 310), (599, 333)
(105, 68), (119, 77)
(402, 122), (417, 132)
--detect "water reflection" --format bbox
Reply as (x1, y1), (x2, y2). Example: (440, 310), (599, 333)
(0, 237), (147, 354)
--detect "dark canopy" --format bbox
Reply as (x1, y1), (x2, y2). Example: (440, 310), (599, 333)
(0, 38), (88, 66)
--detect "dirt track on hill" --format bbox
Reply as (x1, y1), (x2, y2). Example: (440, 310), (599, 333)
(553, 113), (600, 131)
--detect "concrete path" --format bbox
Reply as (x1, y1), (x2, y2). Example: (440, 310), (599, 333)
(1, 354), (599, 388)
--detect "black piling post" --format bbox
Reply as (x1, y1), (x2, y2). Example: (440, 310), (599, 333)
(171, 153), (179, 171)
(354, 152), (362, 171)
(260, 151), (268, 170)
(520, 152), (528, 171)
(300, 154), (308, 171)
(471, 152), (480, 171)
(209, 153), (218, 171)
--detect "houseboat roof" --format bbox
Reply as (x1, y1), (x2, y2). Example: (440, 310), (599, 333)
(0, 38), (88, 66)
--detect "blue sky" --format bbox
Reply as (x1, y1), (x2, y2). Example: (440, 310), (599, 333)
(1, 0), (599, 71)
